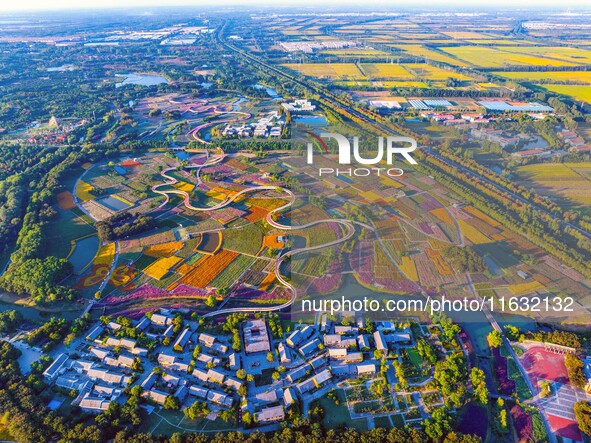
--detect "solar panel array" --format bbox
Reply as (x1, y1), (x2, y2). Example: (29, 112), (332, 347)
(424, 99), (452, 107)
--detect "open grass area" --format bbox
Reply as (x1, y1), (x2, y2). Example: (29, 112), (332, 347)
(44, 209), (96, 258)
(317, 390), (352, 429)
(507, 357), (533, 401)
(221, 223), (263, 255)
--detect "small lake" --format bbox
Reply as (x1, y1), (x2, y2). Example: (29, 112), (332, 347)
(521, 135), (549, 150)
(113, 166), (127, 175)
(69, 235), (100, 274)
(116, 73), (168, 88)
(252, 84), (281, 100)
(294, 115), (328, 127)
(97, 196), (132, 211)
(176, 151), (191, 161)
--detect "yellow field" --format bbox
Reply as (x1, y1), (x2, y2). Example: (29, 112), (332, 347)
(144, 241), (184, 258)
(176, 181), (195, 193)
(430, 207), (454, 225)
(493, 71), (591, 84)
(440, 46), (576, 68)
(542, 85), (591, 104)
(392, 44), (469, 67)
(442, 31), (491, 39)
(361, 190), (382, 202)
(399, 256), (419, 281)
(259, 273), (276, 291)
(515, 162), (591, 207)
(360, 63), (414, 79)
(458, 219), (492, 244)
(508, 281), (544, 295)
(144, 256), (182, 280)
(463, 206), (501, 227)
(404, 63), (471, 81)
(94, 243), (116, 266)
(76, 181), (94, 202)
(282, 63), (365, 80)
(426, 249), (454, 275)
(322, 49), (389, 56)
(496, 46), (591, 65)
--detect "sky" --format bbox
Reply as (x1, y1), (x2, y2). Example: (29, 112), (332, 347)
(0, 0), (589, 12)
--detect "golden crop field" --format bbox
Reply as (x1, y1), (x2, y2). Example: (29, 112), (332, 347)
(542, 85), (591, 104)
(440, 46), (576, 68)
(76, 181), (94, 202)
(404, 63), (471, 81)
(508, 281), (544, 296)
(496, 46), (591, 65)
(493, 71), (591, 84)
(515, 162), (591, 207)
(391, 44), (469, 67)
(442, 31), (492, 39)
(399, 256), (419, 281)
(282, 63), (365, 79)
(360, 63), (414, 79)
(458, 219), (492, 244)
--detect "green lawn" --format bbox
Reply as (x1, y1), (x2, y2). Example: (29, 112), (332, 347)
(44, 209), (96, 258)
(507, 357), (533, 401)
(316, 390), (351, 429)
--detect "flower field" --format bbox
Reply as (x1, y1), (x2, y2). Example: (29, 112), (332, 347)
(258, 272), (276, 291)
(178, 250), (239, 288)
(143, 256), (182, 280)
(76, 180), (94, 201)
(95, 243), (116, 265)
(458, 219), (492, 244)
(144, 241), (184, 258)
(399, 256), (419, 281)
(508, 281), (544, 295)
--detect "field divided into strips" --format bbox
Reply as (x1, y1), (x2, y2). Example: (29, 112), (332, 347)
(439, 46), (576, 68)
(282, 63), (365, 80)
(144, 241), (184, 258)
(399, 256), (419, 282)
(457, 219), (492, 244)
(178, 250), (239, 288)
(391, 45), (469, 67)
(492, 71), (591, 84)
(221, 223), (263, 255)
(209, 255), (256, 289)
(515, 163), (591, 209)
(541, 85), (591, 104)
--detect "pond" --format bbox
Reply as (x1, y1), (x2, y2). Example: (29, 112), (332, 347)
(69, 235), (100, 274)
(113, 166), (127, 175)
(97, 195), (132, 211)
(47, 65), (76, 72)
(115, 73), (168, 88)
(294, 115), (328, 127)
(176, 151), (191, 161)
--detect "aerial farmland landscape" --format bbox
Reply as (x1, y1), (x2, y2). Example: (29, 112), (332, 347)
(2, 2), (591, 443)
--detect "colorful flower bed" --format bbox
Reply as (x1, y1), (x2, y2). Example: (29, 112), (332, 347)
(103, 283), (212, 305)
(179, 250), (238, 288)
(144, 241), (184, 258)
(492, 347), (516, 396)
(510, 405), (532, 443)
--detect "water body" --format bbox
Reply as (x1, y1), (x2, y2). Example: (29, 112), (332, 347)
(115, 73), (168, 88)
(69, 236), (100, 274)
(176, 151), (191, 161)
(113, 166), (127, 175)
(97, 196), (131, 211)
(294, 115), (328, 127)
(252, 84), (281, 100)
(521, 135), (549, 150)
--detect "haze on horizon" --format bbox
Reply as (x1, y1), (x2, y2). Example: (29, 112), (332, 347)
(0, 0), (588, 12)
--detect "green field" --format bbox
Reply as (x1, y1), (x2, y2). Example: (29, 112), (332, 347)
(515, 162), (591, 214)
(542, 84), (591, 104)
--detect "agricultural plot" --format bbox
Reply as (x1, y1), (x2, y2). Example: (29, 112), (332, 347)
(492, 71), (591, 84)
(282, 63), (365, 80)
(359, 63), (414, 80)
(391, 45), (469, 67)
(515, 163), (591, 213)
(220, 223), (263, 255)
(494, 46), (591, 65)
(439, 46), (575, 68)
(178, 250), (239, 288)
(209, 255), (256, 289)
(541, 85), (591, 104)
(404, 63), (471, 81)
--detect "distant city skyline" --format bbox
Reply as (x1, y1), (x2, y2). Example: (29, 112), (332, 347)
(0, 0), (588, 12)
